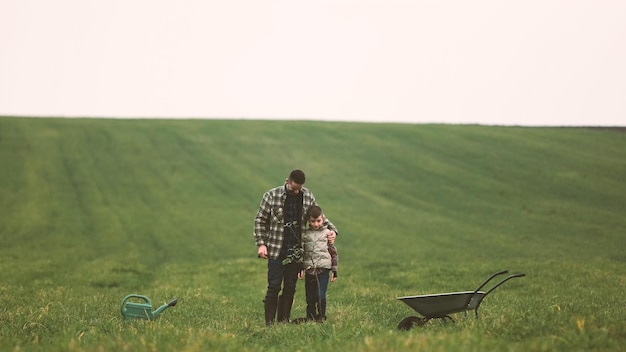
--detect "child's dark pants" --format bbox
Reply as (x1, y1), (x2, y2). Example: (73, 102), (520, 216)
(305, 269), (330, 320)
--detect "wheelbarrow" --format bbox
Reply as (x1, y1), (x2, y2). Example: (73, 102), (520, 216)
(396, 270), (525, 330)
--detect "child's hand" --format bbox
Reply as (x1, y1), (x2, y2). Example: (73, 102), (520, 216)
(298, 270), (304, 279)
(331, 271), (338, 282)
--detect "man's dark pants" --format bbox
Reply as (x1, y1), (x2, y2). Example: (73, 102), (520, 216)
(264, 259), (300, 325)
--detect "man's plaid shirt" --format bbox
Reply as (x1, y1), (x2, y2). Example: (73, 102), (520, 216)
(254, 184), (337, 260)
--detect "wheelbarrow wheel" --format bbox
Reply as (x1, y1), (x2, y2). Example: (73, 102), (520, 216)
(397, 316), (426, 330)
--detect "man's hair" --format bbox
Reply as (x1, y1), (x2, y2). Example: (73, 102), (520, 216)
(307, 205), (323, 219)
(289, 169), (306, 184)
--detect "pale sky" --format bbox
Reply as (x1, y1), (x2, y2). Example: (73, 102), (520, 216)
(1, 0), (625, 126)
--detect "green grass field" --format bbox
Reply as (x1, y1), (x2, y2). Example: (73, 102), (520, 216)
(1, 117), (625, 351)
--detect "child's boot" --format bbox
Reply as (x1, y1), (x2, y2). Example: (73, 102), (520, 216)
(317, 300), (327, 322)
(306, 304), (317, 321)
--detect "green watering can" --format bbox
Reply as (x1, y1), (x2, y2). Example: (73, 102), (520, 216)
(120, 294), (178, 320)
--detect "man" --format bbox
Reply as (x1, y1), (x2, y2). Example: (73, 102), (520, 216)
(254, 169), (338, 326)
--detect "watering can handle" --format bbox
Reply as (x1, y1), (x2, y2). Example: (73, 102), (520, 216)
(120, 294), (152, 314)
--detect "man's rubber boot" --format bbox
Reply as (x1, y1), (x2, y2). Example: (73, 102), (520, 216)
(277, 295), (294, 323)
(264, 296), (278, 326)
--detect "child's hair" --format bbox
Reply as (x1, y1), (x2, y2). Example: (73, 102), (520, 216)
(307, 205), (323, 220)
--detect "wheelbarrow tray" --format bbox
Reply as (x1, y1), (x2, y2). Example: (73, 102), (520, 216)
(398, 291), (486, 318)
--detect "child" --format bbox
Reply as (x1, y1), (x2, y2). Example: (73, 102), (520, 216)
(299, 205), (338, 322)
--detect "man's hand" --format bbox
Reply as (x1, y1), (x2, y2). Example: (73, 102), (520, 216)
(327, 230), (336, 244)
(257, 245), (268, 259)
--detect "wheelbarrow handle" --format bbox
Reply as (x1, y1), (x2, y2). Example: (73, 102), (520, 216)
(472, 270), (509, 294)
(484, 273), (526, 295)
(464, 272), (525, 317)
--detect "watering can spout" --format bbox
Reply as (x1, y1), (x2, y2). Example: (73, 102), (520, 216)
(152, 297), (178, 317)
